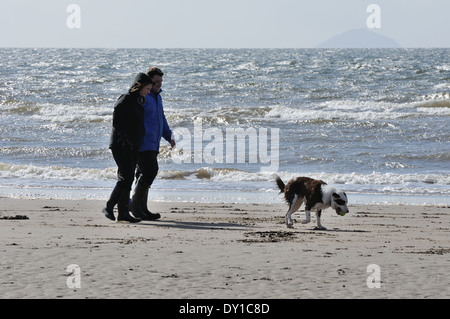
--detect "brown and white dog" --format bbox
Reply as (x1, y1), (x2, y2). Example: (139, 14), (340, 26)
(275, 175), (349, 230)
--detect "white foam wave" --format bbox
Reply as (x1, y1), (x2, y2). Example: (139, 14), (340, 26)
(2, 162), (448, 189)
(1, 162), (449, 200)
(32, 104), (112, 123)
(8, 97), (447, 128)
(265, 98), (450, 122)
(1, 100), (112, 123)
(0, 163), (450, 186)
(0, 162), (116, 180)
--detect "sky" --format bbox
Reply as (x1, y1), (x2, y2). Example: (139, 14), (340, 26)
(0, 0), (449, 48)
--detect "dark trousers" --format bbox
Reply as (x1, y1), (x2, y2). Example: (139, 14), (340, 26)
(136, 150), (159, 186)
(111, 146), (138, 191)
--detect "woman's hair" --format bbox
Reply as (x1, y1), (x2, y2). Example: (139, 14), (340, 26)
(129, 73), (153, 93)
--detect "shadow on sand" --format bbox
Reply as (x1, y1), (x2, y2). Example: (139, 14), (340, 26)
(138, 219), (252, 231)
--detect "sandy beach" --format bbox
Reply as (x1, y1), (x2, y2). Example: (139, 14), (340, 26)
(1, 197), (449, 299)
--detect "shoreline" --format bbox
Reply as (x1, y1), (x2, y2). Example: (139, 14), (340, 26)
(1, 198), (450, 299)
(1, 187), (449, 206)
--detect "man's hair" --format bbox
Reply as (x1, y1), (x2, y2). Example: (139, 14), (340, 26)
(146, 66), (164, 78)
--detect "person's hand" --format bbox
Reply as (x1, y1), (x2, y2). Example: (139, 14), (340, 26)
(169, 140), (176, 150)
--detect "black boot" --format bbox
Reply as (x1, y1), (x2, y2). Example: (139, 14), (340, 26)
(117, 190), (141, 223)
(140, 186), (161, 221)
(102, 184), (122, 221)
(130, 177), (147, 219)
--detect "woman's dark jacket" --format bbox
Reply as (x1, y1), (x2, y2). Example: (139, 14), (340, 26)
(109, 92), (145, 152)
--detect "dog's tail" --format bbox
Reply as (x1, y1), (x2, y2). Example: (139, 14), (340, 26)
(274, 174), (285, 193)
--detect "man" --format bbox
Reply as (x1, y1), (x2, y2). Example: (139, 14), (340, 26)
(130, 66), (175, 220)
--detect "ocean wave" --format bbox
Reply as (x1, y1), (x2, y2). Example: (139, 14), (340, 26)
(0, 100), (42, 115)
(418, 93), (450, 109)
(4, 96), (447, 129)
(164, 105), (271, 126)
(154, 168), (450, 189)
(0, 146), (108, 160)
(4, 99), (448, 130)
(165, 98), (450, 127)
(1, 100), (112, 123)
(264, 98), (450, 122)
(0, 162), (116, 180)
(159, 167), (268, 181)
(31, 103), (112, 123)
(2, 162), (447, 187)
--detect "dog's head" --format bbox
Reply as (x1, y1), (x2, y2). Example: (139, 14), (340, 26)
(331, 191), (349, 216)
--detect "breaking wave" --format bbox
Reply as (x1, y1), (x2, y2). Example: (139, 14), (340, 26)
(1, 162), (448, 196)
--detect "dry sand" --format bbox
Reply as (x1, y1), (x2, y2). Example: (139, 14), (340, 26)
(1, 198), (449, 299)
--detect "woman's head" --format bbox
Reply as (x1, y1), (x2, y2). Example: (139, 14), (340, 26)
(129, 73), (153, 96)
(139, 83), (152, 97)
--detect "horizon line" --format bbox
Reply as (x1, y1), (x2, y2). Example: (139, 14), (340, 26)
(2, 46), (450, 49)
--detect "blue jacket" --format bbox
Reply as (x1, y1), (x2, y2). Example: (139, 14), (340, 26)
(140, 89), (172, 152)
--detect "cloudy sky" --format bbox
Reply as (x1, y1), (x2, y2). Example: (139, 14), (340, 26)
(0, 0), (449, 48)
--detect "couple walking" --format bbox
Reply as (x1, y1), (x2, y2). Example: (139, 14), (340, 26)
(103, 67), (175, 223)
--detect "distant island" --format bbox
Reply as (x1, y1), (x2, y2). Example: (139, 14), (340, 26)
(318, 28), (401, 48)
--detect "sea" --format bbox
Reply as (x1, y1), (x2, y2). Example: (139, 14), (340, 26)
(1, 48), (449, 205)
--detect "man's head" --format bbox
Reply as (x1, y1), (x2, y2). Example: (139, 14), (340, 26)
(146, 66), (164, 93)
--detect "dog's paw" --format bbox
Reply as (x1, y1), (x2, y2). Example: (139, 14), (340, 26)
(286, 223), (294, 228)
(314, 226), (327, 230)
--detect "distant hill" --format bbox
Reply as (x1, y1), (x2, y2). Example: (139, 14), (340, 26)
(318, 28), (401, 48)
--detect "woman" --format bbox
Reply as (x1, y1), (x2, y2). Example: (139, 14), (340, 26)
(102, 73), (153, 223)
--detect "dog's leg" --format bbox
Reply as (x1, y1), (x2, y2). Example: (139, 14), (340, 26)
(315, 210), (326, 230)
(285, 194), (298, 228)
(301, 210), (311, 224)
(302, 201), (316, 225)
